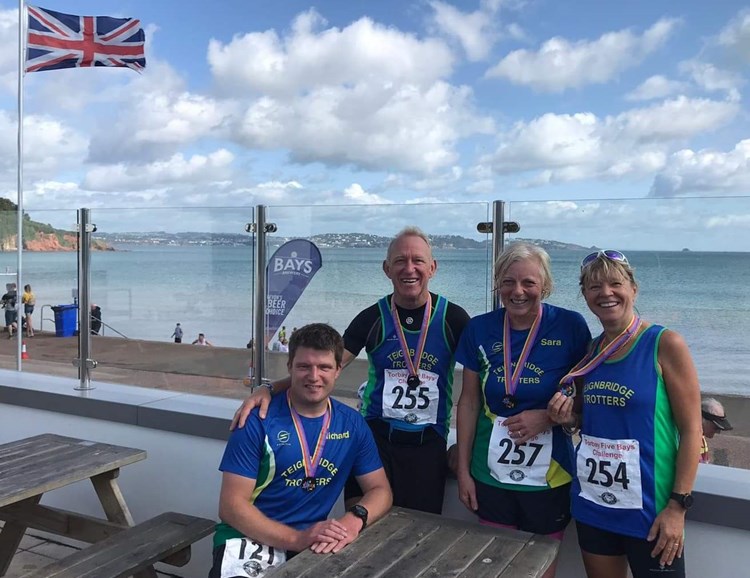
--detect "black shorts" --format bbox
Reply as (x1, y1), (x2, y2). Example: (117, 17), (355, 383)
(576, 520), (686, 578)
(344, 419), (447, 514)
(474, 479), (571, 535)
(24, 305), (34, 315)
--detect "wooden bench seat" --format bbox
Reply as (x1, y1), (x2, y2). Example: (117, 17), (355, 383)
(22, 511), (215, 578)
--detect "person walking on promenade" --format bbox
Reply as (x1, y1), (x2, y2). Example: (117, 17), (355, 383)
(700, 397), (732, 463)
(210, 324), (391, 577)
(171, 322), (183, 343)
(193, 332), (213, 346)
(1, 283), (17, 339)
(21, 284), (35, 337)
(279, 326), (287, 343)
(455, 243), (591, 578)
(548, 250), (702, 578)
(232, 226), (470, 514)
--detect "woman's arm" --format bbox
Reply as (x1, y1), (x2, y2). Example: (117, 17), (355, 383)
(456, 368), (481, 511)
(648, 329), (702, 566)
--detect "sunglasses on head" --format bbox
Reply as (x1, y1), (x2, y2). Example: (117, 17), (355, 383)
(581, 250), (629, 270)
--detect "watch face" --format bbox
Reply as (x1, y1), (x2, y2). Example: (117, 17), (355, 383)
(683, 494), (694, 508)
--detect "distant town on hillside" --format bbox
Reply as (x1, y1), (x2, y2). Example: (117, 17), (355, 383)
(93, 231), (591, 252)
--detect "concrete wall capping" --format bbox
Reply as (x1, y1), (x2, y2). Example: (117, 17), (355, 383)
(0, 369), (234, 441)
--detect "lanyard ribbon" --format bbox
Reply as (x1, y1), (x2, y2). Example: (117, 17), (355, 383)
(287, 391), (331, 482)
(560, 316), (641, 387)
(503, 304), (543, 398)
(391, 293), (431, 380)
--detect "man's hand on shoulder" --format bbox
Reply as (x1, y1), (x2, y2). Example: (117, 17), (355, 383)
(231, 387), (273, 430)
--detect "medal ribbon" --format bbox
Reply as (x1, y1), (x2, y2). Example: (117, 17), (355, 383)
(559, 316), (641, 386)
(391, 293), (431, 381)
(287, 391), (332, 483)
(503, 304), (543, 398)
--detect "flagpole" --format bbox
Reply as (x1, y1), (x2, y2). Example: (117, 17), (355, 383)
(16, 0), (25, 369)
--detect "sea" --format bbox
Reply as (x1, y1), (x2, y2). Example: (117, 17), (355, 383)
(1, 245), (748, 396)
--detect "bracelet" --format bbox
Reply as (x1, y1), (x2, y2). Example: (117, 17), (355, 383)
(561, 414), (580, 436)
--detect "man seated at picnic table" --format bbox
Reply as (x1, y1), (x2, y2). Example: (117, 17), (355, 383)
(211, 323), (393, 578)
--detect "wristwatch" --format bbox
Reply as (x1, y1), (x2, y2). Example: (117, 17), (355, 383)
(348, 504), (369, 531)
(669, 492), (694, 510)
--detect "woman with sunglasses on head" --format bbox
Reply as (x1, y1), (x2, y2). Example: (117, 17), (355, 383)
(548, 250), (702, 578)
(455, 243), (591, 578)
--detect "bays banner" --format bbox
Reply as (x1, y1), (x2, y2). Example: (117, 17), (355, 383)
(265, 239), (322, 341)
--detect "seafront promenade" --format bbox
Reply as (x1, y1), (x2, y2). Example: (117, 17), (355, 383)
(0, 332), (748, 469)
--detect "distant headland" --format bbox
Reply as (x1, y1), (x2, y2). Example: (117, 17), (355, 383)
(93, 231), (592, 252)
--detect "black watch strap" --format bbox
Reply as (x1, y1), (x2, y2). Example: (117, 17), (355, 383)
(669, 492), (694, 509)
(348, 504), (368, 531)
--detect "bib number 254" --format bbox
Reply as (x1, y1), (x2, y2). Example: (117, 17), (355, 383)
(584, 458), (630, 489)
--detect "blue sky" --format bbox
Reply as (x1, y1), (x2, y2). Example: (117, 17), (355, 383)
(0, 1), (749, 249)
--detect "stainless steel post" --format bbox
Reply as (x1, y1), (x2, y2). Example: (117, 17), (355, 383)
(492, 200), (505, 311)
(253, 206), (267, 388)
(75, 208), (95, 391)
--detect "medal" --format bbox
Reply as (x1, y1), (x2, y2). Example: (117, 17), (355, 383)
(287, 392), (331, 494)
(559, 316), (641, 397)
(391, 294), (432, 390)
(501, 305), (542, 412)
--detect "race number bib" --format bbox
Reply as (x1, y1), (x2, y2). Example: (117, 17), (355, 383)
(220, 537), (286, 578)
(382, 368), (439, 425)
(576, 434), (642, 509)
(487, 419), (552, 486)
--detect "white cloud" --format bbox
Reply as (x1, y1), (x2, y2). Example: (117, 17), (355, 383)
(209, 10), (454, 96)
(486, 18), (680, 92)
(82, 150), (235, 192)
(678, 60), (743, 99)
(209, 10), (493, 173)
(429, 1), (498, 61)
(485, 96), (738, 183)
(625, 75), (688, 101)
(649, 140), (750, 197)
(718, 9), (750, 62)
(0, 9), (17, 93)
(342, 183), (390, 204)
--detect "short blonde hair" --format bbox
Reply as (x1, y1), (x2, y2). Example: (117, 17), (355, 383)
(494, 242), (553, 299)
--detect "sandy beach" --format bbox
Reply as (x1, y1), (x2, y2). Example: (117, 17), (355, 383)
(1, 331), (747, 470)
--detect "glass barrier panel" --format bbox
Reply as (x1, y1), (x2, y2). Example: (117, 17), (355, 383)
(262, 202), (492, 395)
(0, 209), (80, 377)
(88, 207), (255, 397)
(508, 197), (750, 470)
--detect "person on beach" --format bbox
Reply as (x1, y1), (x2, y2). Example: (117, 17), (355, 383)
(90, 304), (102, 335)
(193, 332), (213, 346)
(232, 226), (471, 514)
(22, 284), (35, 337)
(171, 322), (183, 343)
(700, 397), (733, 463)
(210, 323), (391, 578)
(548, 250), (702, 578)
(455, 242), (591, 578)
(1, 283), (17, 339)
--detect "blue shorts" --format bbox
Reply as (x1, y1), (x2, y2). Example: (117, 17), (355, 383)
(24, 305), (34, 315)
(576, 520), (686, 578)
(5, 310), (16, 326)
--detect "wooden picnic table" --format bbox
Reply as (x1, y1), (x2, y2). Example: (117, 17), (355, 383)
(0, 433), (147, 576)
(268, 506), (559, 578)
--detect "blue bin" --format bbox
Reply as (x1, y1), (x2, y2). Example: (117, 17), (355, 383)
(51, 304), (77, 337)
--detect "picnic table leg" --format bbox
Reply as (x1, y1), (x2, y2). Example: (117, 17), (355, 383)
(91, 471), (162, 578)
(90, 469), (135, 527)
(0, 495), (42, 577)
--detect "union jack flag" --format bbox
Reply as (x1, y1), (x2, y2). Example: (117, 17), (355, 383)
(25, 5), (146, 73)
